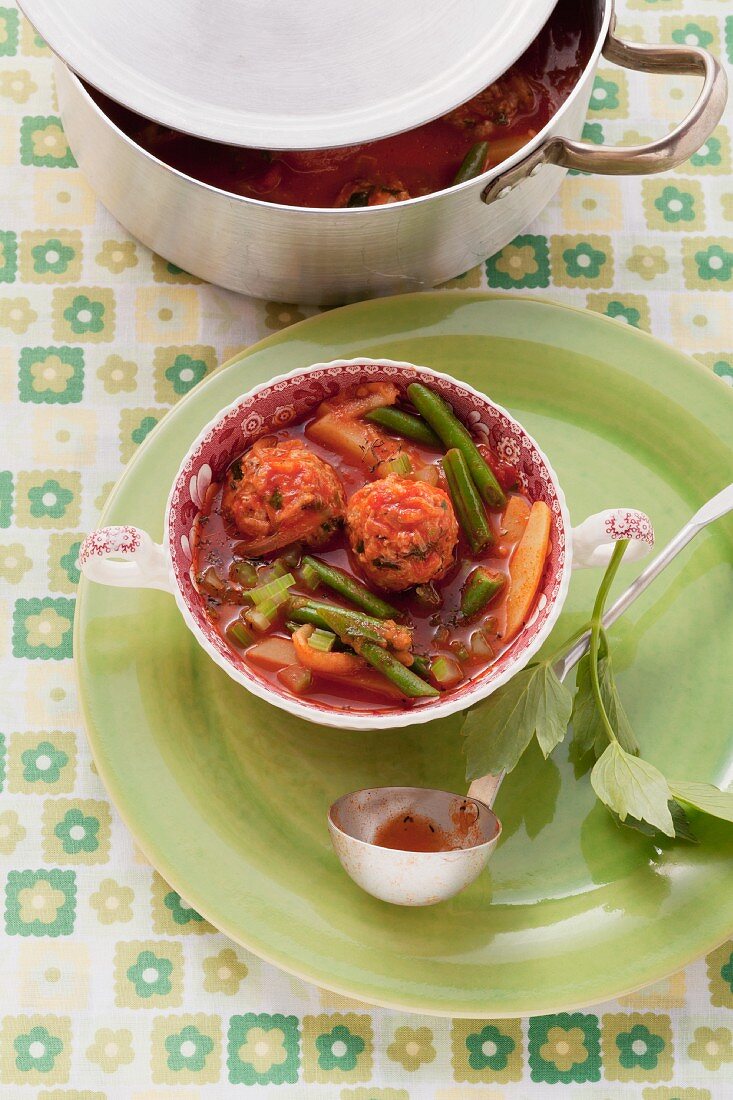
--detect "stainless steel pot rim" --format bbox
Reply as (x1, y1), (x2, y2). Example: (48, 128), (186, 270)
(56, 1), (611, 217)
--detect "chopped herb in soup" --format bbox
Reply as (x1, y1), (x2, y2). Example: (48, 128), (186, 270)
(191, 379), (552, 711)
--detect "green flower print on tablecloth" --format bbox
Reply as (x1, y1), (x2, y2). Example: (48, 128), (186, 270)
(20, 17), (50, 56)
(0, 470), (13, 527)
(0, 1016), (72, 1084)
(16, 734), (72, 789)
(203, 948), (249, 995)
(695, 352), (733, 385)
(47, 533), (82, 592)
(153, 344), (216, 403)
(96, 239), (138, 274)
(150, 871), (215, 934)
(0, 810), (26, 854)
(0, 540), (31, 583)
(0, 7), (20, 56)
(386, 1025), (436, 1071)
(20, 116), (76, 168)
(303, 1013), (372, 1083)
(0, 228), (17, 282)
(118, 408), (163, 463)
(528, 1013), (601, 1085)
(18, 347), (84, 404)
(451, 1019), (523, 1083)
(627, 244), (669, 281)
(587, 293), (650, 330)
(227, 1013), (300, 1086)
(687, 128), (730, 175)
(588, 70), (628, 116)
(53, 288), (115, 342)
(89, 879), (134, 925)
(687, 1026), (733, 1071)
(264, 302), (307, 331)
(602, 1013), (673, 1082)
(97, 353), (137, 394)
(12, 597), (74, 659)
(15, 470), (80, 528)
(114, 940), (183, 1007)
(552, 234), (613, 287)
(486, 234), (550, 289)
(643, 181), (703, 230)
(43, 799), (111, 864)
(0, 295), (37, 333)
(663, 16), (717, 49)
(706, 940), (733, 1007)
(152, 1016), (221, 1083)
(86, 1027), (134, 1073)
(5, 870), (76, 937)
(21, 230), (82, 282)
(682, 238), (733, 289)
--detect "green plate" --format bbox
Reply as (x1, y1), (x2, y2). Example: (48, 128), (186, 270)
(76, 293), (733, 1017)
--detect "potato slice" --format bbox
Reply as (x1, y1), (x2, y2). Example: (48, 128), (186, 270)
(504, 500), (552, 642)
(500, 494), (531, 545)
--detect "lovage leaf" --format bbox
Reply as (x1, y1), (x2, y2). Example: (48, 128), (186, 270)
(571, 643), (639, 759)
(463, 661), (572, 779)
(590, 742), (675, 837)
(669, 781), (733, 824)
(614, 799), (698, 844)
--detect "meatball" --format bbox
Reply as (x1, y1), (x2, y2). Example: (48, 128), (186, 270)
(346, 474), (459, 592)
(222, 437), (346, 556)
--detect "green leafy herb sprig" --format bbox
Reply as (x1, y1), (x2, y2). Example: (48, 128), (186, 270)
(462, 540), (733, 842)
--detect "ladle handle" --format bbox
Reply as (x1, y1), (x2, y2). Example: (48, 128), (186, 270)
(469, 482), (733, 810)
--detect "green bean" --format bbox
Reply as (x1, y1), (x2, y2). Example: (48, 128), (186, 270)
(407, 382), (506, 508)
(410, 654), (431, 679)
(365, 407), (441, 448)
(301, 556), (399, 619)
(452, 141), (489, 185)
(289, 599), (391, 645)
(355, 640), (439, 699)
(442, 449), (494, 554)
(460, 567), (505, 620)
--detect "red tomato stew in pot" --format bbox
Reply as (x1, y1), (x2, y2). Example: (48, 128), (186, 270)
(88, 0), (592, 209)
(191, 380), (552, 712)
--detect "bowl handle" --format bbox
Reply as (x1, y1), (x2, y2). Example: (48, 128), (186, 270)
(482, 26), (727, 202)
(79, 526), (172, 592)
(571, 509), (654, 570)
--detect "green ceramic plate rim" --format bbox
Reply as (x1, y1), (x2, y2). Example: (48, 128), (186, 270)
(74, 291), (733, 1017)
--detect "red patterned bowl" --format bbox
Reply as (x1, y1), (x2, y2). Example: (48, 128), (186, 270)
(80, 359), (653, 729)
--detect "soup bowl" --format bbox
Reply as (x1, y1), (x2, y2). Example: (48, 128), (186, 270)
(79, 359), (654, 730)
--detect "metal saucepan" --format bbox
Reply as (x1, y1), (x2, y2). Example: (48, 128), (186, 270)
(48, 0), (726, 303)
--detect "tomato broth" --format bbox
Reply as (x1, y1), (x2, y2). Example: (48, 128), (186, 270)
(192, 383), (549, 713)
(87, 0), (591, 210)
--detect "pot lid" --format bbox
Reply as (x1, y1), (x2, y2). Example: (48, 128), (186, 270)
(20, 0), (557, 149)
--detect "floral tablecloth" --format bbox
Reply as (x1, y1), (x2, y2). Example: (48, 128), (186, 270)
(0, 0), (731, 1096)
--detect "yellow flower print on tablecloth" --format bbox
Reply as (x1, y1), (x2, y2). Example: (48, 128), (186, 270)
(19, 347), (84, 404)
(90, 878), (135, 925)
(437, 264), (483, 290)
(32, 408), (99, 467)
(0, 69), (36, 103)
(618, 969), (686, 1010)
(343, 1091), (410, 1100)
(264, 301), (306, 332)
(23, 606), (71, 649)
(705, 940), (733, 1008)
(688, 1026), (733, 1071)
(0, 809), (26, 854)
(21, 116), (75, 168)
(152, 252), (202, 284)
(202, 947), (249, 994)
(0, 296), (37, 333)
(34, 171), (96, 226)
(135, 286), (200, 342)
(23, 667), (80, 727)
(0, 1014), (72, 1085)
(86, 1027), (135, 1073)
(17, 879), (68, 926)
(0, 542), (32, 584)
(670, 294), (729, 351)
(8, 731), (76, 794)
(561, 178), (623, 231)
(96, 239), (138, 274)
(387, 1025), (436, 1071)
(627, 245), (669, 282)
(539, 1027), (588, 1073)
(97, 353), (138, 394)
(21, 15), (51, 55)
(19, 942), (90, 1011)
(20, 230), (83, 283)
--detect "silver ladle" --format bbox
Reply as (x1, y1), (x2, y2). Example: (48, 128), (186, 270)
(328, 484), (733, 906)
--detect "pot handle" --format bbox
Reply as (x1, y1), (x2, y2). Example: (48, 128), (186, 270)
(571, 509), (654, 570)
(79, 525), (173, 592)
(482, 28), (727, 203)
